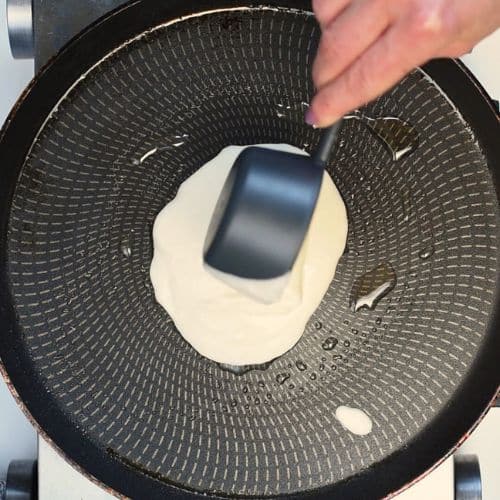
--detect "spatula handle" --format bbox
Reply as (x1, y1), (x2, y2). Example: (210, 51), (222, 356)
(312, 119), (343, 167)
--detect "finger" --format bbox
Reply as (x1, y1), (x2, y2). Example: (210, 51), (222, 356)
(312, 0), (352, 29)
(307, 24), (433, 127)
(312, 0), (392, 90)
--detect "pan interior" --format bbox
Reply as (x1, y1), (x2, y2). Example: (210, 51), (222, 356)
(5, 7), (498, 497)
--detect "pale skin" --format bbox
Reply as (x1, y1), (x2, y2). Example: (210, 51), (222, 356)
(306, 0), (500, 127)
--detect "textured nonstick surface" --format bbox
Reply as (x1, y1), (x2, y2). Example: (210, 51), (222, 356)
(1, 3), (499, 499)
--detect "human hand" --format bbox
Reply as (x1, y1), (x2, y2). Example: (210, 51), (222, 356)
(306, 0), (500, 127)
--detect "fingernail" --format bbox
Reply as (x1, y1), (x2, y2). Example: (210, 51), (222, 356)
(305, 109), (317, 127)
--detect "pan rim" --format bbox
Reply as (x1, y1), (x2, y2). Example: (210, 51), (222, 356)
(0, 1), (499, 499)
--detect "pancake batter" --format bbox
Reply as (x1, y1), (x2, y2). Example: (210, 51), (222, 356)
(335, 406), (373, 436)
(150, 144), (347, 365)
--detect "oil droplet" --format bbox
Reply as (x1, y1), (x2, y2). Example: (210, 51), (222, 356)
(319, 363), (325, 371)
(314, 321), (323, 330)
(120, 239), (132, 258)
(276, 373), (290, 385)
(402, 189), (412, 222)
(418, 245), (435, 260)
(344, 340), (351, 347)
(376, 317), (382, 325)
(335, 406), (373, 435)
(310, 373), (317, 380)
(350, 262), (397, 312)
(242, 386), (249, 393)
(353, 115), (419, 161)
(322, 336), (338, 351)
(258, 381), (265, 388)
(296, 360), (307, 371)
(138, 147), (158, 164)
(218, 360), (272, 375)
(288, 383), (295, 390)
(231, 400), (237, 407)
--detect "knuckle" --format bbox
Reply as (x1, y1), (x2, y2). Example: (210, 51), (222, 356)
(441, 10), (463, 38)
(410, 4), (447, 39)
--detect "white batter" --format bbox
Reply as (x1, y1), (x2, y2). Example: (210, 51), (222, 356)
(150, 144), (348, 365)
(335, 406), (373, 436)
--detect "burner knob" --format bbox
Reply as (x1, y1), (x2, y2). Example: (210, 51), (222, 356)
(454, 454), (482, 500)
(1, 460), (37, 500)
(7, 0), (34, 59)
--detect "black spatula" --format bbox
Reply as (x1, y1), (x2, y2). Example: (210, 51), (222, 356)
(204, 120), (343, 302)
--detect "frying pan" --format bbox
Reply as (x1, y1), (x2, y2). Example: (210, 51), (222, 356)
(0, 1), (499, 498)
